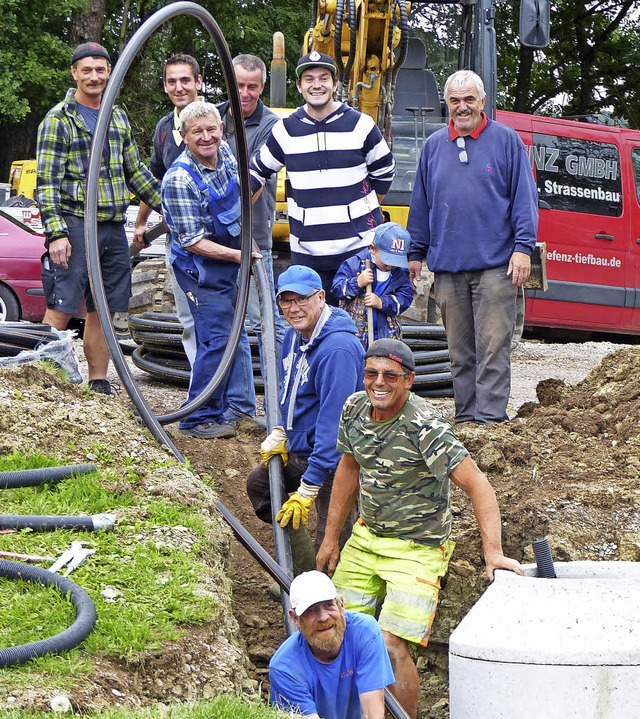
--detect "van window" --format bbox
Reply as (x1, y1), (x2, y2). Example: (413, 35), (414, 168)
(632, 148), (640, 205)
(532, 134), (622, 217)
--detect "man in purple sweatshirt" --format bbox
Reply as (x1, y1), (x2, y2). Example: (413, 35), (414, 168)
(407, 70), (538, 424)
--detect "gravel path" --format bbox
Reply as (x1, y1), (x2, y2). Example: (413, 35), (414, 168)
(93, 335), (638, 421)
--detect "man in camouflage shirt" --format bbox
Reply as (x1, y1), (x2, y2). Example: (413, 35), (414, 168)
(316, 338), (522, 719)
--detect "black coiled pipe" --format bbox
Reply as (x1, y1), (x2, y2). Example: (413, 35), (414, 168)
(0, 514), (114, 532)
(0, 560), (97, 667)
(0, 463), (96, 489)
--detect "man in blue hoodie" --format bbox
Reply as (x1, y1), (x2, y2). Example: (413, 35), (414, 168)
(246, 265), (364, 574)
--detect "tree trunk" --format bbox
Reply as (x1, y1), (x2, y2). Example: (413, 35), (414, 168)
(70, 0), (107, 45)
(513, 46), (534, 113)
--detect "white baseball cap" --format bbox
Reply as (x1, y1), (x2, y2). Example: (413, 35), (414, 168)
(289, 571), (337, 616)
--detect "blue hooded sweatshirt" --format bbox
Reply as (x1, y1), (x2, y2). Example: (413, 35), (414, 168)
(280, 305), (364, 487)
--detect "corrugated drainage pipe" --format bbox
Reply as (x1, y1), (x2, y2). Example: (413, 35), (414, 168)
(0, 463), (96, 489)
(533, 538), (557, 578)
(0, 514), (115, 532)
(0, 559), (97, 667)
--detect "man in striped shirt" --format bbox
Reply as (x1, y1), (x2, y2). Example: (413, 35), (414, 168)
(250, 52), (396, 304)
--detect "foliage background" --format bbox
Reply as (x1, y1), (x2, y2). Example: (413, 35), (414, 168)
(0, 0), (638, 179)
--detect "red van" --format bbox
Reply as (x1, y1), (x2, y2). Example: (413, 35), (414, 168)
(498, 111), (640, 336)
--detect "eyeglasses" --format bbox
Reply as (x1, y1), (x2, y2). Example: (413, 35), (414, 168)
(363, 369), (410, 383)
(278, 290), (320, 309)
(456, 136), (468, 164)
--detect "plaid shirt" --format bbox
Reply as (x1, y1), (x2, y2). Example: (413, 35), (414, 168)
(36, 88), (161, 241)
(161, 142), (238, 250)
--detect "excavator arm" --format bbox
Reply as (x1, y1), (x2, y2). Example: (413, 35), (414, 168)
(303, 0), (411, 140)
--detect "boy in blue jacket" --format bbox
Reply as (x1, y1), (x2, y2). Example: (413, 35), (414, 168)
(332, 222), (414, 349)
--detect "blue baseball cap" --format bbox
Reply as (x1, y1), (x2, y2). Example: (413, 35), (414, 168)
(372, 222), (411, 268)
(277, 265), (323, 297)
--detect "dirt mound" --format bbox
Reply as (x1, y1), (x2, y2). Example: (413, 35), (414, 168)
(0, 364), (252, 713)
(421, 348), (640, 714)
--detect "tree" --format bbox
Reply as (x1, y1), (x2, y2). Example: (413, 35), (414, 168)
(499, 0), (639, 125)
(0, 0), (308, 179)
(409, 0), (640, 127)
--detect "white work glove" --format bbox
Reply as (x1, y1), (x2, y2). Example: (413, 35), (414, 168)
(260, 426), (288, 466)
(276, 480), (320, 530)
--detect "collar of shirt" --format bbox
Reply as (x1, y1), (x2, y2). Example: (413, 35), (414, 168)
(448, 111), (488, 140)
(222, 100), (264, 140)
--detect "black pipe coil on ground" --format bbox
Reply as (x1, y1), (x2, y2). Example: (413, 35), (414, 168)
(0, 560), (97, 667)
(0, 463), (97, 489)
(0, 514), (104, 532)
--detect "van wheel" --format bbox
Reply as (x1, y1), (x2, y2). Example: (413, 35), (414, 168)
(0, 284), (20, 322)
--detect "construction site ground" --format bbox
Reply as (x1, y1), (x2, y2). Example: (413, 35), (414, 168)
(1, 334), (639, 717)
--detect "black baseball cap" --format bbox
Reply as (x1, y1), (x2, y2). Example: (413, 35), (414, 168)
(296, 51), (337, 78)
(71, 42), (111, 65)
(365, 339), (416, 372)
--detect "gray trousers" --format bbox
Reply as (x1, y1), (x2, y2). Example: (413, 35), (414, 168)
(434, 266), (516, 423)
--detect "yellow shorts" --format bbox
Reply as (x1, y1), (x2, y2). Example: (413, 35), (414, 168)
(332, 521), (455, 646)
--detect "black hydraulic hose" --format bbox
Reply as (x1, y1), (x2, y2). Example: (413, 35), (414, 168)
(333, 0), (345, 80)
(391, 0), (409, 75)
(253, 255), (295, 634)
(342, 0), (357, 88)
(0, 514), (115, 532)
(0, 463), (96, 490)
(85, 2), (251, 445)
(309, 0), (319, 44)
(0, 560), (97, 667)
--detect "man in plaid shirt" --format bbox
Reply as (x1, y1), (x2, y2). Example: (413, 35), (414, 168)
(36, 41), (161, 394)
(161, 101), (249, 439)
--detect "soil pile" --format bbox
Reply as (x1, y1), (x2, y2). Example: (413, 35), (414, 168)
(0, 364), (252, 713)
(420, 347), (640, 714)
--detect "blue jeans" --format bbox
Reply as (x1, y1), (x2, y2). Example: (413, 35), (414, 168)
(434, 266), (516, 423)
(171, 260), (236, 429)
(225, 328), (257, 418)
(168, 242), (257, 417)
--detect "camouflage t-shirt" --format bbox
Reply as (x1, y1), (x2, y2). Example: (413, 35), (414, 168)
(337, 391), (469, 545)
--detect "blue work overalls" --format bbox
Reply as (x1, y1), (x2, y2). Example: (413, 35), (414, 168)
(170, 161), (241, 429)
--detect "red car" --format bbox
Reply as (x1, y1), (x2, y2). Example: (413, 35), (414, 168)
(0, 208), (47, 322)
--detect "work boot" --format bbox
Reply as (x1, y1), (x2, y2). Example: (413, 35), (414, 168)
(288, 524), (315, 575)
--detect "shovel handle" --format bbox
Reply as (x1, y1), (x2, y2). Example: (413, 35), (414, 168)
(365, 259), (374, 347)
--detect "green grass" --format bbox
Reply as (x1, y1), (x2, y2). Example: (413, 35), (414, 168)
(0, 696), (288, 718)
(0, 452), (228, 683)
